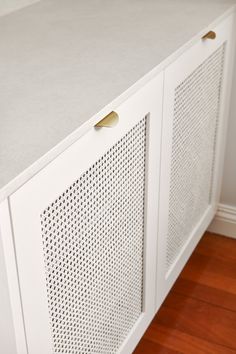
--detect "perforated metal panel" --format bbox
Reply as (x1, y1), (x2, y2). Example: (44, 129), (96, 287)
(40, 117), (147, 354)
(166, 44), (225, 271)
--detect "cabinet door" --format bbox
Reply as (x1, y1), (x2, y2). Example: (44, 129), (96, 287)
(10, 73), (163, 354)
(157, 14), (235, 309)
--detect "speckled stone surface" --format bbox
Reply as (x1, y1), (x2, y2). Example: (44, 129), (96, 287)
(0, 0), (235, 199)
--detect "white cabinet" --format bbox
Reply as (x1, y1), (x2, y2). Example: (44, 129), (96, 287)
(8, 74), (163, 354)
(0, 11), (235, 354)
(156, 14), (235, 309)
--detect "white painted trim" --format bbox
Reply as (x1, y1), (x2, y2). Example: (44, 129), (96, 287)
(208, 203), (236, 239)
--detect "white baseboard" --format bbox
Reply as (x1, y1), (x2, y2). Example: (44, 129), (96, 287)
(208, 203), (236, 239)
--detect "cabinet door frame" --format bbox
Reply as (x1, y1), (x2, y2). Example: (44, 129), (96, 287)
(9, 73), (163, 354)
(156, 13), (235, 310)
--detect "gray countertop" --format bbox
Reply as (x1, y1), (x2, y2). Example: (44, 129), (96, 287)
(0, 0), (235, 201)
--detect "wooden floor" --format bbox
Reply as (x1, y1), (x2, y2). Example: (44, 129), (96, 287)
(134, 232), (236, 354)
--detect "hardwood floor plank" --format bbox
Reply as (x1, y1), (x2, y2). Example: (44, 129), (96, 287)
(180, 252), (236, 295)
(133, 337), (179, 354)
(141, 323), (236, 354)
(184, 251), (236, 279)
(196, 232), (236, 263)
(172, 278), (236, 312)
(134, 233), (236, 354)
(156, 292), (236, 350)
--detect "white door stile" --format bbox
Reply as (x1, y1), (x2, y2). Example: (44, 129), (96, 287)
(118, 75), (164, 353)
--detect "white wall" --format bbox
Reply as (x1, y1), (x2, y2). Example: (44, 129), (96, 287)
(220, 56), (236, 207)
(0, 0), (38, 17)
(209, 54), (236, 238)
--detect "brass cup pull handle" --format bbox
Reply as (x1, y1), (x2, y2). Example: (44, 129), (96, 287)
(202, 31), (216, 40)
(95, 111), (119, 128)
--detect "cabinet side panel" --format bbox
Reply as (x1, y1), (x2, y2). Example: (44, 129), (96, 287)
(0, 229), (17, 354)
(0, 200), (28, 354)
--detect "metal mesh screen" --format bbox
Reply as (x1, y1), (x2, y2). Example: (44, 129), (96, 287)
(40, 117), (147, 354)
(166, 44), (225, 271)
